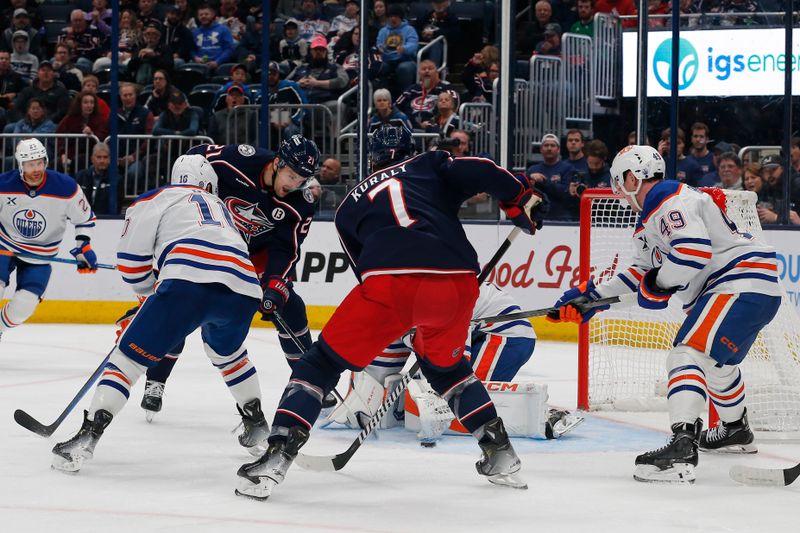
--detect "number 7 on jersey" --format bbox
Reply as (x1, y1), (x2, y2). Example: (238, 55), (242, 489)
(367, 178), (417, 228)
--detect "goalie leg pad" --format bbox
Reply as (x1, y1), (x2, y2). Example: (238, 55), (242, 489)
(0, 289), (40, 331)
(327, 370), (388, 429)
(88, 347), (146, 418)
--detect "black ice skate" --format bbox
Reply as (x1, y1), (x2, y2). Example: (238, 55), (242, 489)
(634, 419), (702, 484)
(475, 417), (528, 489)
(545, 408), (585, 439)
(235, 426), (310, 501)
(700, 408), (757, 454)
(141, 380), (165, 423)
(321, 391), (338, 409)
(51, 409), (113, 473)
(237, 398), (270, 456)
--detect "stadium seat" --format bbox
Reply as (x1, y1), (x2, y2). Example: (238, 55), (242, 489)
(138, 85), (153, 106)
(40, 4), (73, 21)
(189, 84), (223, 111)
(44, 20), (66, 45)
(172, 64), (210, 94)
(211, 62), (239, 84)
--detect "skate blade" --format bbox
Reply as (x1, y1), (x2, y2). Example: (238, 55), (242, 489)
(633, 463), (695, 484)
(235, 477), (276, 501)
(51, 453), (85, 473)
(487, 473), (528, 490)
(553, 415), (586, 438)
(145, 410), (156, 423)
(244, 444), (267, 457)
(700, 443), (757, 455)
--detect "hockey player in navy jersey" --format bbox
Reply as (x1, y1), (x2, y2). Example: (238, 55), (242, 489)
(0, 138), (98, 341)
(549, 145), (782, 483)
(129, 136), (323, 422)
(52, 155), (269, 473)
(235, 124), (547, 500)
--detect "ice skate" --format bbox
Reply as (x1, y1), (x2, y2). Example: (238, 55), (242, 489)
(235, 426), (310, 501)
(700, 408), (757, 454)
(544, 408), (585, 439)
(475, 417), (527, 489)
(140, 380), (165, 423)
(237, 398), (270, 456)
(51, 410), (113, 473)
(634, 419), (701, 484)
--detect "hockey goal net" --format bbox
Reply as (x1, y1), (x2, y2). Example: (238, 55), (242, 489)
(578, 188), (800, 434)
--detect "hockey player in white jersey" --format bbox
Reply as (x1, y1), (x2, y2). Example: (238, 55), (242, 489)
(0, 139), (98, 340)
(549, 145), (782, 483)
(52, 155), (268, 472)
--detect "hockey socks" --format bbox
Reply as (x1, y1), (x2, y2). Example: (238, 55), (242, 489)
(206, 343), (261, 408)
(0, 289), (40, 332)
(88, 348), (146, 418)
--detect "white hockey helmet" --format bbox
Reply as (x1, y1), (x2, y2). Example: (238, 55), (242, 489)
(171, 154), (218, 196)
(15, 138), (48, 170)
(609, 145), (665, 211)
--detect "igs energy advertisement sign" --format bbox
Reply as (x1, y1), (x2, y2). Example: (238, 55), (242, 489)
(622, 28), (800, 97)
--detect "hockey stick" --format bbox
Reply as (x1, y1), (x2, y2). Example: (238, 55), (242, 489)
(13, 349), (113, 437)
(472, 296), (623, 329)
(0, 249), (117, 270)
(295, 226), (524, 472)
(729, 462), (800, 487)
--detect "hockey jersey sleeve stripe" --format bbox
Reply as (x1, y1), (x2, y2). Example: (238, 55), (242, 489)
(162, 257), (260, 284)
(117, 252), (153, 261)
(683, 251), (778, 309)
(618, 273), (639, 292)
(156, 238), (251, 270)
(736, 261), (777, 271)
(485, 320), (534, 334)
(117, 264), (153, 274)
(673, 246), (712, 259)
(170, 246), (256, 272)
(122, 272), (155, 285)
(671, 237), (712, 246)
(665, 253), (706, 270)
(0, 232), (60, 255)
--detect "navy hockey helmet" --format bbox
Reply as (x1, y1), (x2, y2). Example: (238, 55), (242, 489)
(277, 134), (320, 178)
(369, 124), (415, 171)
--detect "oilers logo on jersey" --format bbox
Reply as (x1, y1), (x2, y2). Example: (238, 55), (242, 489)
(651, 247), (664, 266)
(13, 209), (47, 239)
(224, 197), (274, 241)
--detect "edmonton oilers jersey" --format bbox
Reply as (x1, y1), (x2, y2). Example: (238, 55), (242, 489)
(0, 168), (95, 263)
(187, 143), (316, 280)
(334, 150), (526, 282)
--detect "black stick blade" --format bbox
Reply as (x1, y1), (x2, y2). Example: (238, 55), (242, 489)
(14, 409), (55, 438)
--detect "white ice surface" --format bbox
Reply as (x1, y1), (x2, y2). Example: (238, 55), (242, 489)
(1, 324), (798, 533)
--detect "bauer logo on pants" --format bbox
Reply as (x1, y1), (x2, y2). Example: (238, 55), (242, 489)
(13, 209), (47, 239)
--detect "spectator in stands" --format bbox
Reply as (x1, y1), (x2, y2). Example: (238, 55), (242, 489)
(2, 8), (42, 59)
(707, 152), (745, 190)
(144, 69), (173, 118)
(288, 34), (348, 116)
(76, 142), (121, 215)
(0, 50), (25, 128)
(163, 6), (195, 69)
(192, 3), (235, 72)
(93, 8), (140, 75)
(214, 64), (253, 109)
(267, 60), (306, 147)
(461, 45), (499, 102)
(51, 43), (83, 93)
(698, 140), (736, 185)
(368, 0), (388, 44)
(129, 22), (174, 86)
(395, 59), (458, 130)
(330, 0), (360, 39)
(279, 18), (309, 71)
(296, 0), (331, 43)
(1, 1), (41, 31)
(56, 91), (108, 174)
(80, 74), (110, 121)
(595, 0), (637, 28)
(333, 27), (383, 86)
(237, 11), (264, 66)
(753, 157), (800, 225)
(570, 0), (596, 37)
(219, 0), (247, 43)
(87, 0), (112, 37)
(153, 89), (200, 136)
(713, 0), (767, 27)
(9, 31), (38, 84)
(647, 0), (669, 28)
(58, 9), (106, 75)
(175, 0), (198, 30)
(14, 61), (71, 124)
(423, 91), (461, 138)
(743, 162), (792, 225)
(118, 82), (155, 183)
(534, 23), (563, 56)
(686, 121), (714, 174)
(7, 98), (57, 139)
(658, 127), (704, 186)
(416, 0), (459, 65)
(376, 4), (419, 96)
(277, 0), (304, 21)
(136, 0), (161, 28)
(209, 84), (255, 144)
(565, 129), (588, 174)
(792, 137), (800, 176)
(527, 133), (574, 220)
(447, 129), (472, 157)
(584, 139), (612, 187)
(670, 0), (700, 29)
(319, 157), (342, 184)
(518, 1), (555, 58)
(368, 87), (412, 132)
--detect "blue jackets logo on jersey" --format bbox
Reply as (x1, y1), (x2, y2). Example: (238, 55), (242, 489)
(13, 209), (47, 239)
(224, 197), (273, 240)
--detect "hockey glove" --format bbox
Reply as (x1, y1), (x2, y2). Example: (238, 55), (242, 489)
(69, 239), (98, 274)
(260, 276), (290, 319)
(637, 268), (677, 310)
(115, 296), (147, 342)
(500, 175), (546, 235)
(546, 279), (609, 324)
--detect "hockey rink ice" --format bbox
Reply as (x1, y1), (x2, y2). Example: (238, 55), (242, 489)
(1, 324), (798, 533)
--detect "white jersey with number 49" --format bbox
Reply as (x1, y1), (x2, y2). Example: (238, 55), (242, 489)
(117, 185), (262, 299)
(596, 181), (781, 311)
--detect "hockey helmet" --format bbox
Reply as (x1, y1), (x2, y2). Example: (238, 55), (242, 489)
(171, 154), (218, 196)
(369, 124), (415, 171)
(15, 138), (48, 171)
(277, 135), (320, 178)
(609, 145), (665, 211)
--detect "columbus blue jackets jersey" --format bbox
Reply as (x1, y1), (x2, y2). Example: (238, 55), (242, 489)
(187, 143), (316, 280)
(0, 168), (95, 264)
(335, 151), (528, 281)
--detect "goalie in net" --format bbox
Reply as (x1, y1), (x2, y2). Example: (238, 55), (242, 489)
(549, 145), (783, 484)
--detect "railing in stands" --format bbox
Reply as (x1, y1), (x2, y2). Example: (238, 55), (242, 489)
(527, 55), (563, 156)
(561, 33), (594, 136)
(593, 13), (621, 102)
(416, 35), (448, 81)
(0, 133), (99, 176)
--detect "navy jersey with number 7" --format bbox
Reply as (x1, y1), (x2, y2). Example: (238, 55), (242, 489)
(335, 151), (528, 282)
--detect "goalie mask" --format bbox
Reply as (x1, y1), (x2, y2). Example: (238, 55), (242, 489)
(171, 154), (218, 195)
(609, 145), (665, 212)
